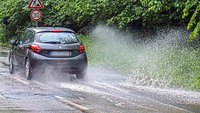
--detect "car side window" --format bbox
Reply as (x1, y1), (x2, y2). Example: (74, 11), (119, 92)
(23, 31), (34, 44)
(19, 32), (26, 45)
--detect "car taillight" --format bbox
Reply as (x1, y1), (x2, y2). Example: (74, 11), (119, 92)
(51, 30), (63, 32)
(79, 45), (85, 53)
(29, 45), (41, 53)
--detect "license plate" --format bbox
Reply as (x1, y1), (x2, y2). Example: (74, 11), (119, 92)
(51, 51), (71, 56)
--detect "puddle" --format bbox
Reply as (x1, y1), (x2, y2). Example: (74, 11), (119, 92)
(2, 91), (51, 100)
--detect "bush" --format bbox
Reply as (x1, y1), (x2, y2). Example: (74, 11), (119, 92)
(0, 0), (187, 42)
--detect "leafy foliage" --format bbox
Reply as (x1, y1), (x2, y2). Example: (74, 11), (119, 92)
(182, 0), (200, 41)
(0, 0), (187, 42)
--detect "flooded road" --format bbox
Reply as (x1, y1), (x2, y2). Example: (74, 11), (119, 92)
(1, 47), (200, 113)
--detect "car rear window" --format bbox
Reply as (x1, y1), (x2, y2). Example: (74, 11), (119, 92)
(36, 32), (79, 44)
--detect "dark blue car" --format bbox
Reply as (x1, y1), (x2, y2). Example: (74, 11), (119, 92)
(9, 27), (88, 80)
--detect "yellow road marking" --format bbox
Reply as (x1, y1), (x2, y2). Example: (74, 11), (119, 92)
(55, 96), (90, 112)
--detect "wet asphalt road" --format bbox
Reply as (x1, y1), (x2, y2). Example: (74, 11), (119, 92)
(1, 47), (200, 113)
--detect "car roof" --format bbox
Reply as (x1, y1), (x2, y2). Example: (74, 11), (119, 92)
(27, 27), (75, 33)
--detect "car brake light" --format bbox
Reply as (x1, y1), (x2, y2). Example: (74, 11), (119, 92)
(79, 45), (85, 53)
(29, 45), (41, 53)
(51, 30), (63, 32)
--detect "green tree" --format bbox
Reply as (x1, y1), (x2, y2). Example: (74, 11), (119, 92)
(0, 0), (188, 42)
(182, 0), (200, 41)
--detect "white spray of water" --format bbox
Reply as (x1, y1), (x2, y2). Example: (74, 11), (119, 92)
(91, 25), (192, 88)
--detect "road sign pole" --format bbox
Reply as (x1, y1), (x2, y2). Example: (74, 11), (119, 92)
(36, 21), (38, 27)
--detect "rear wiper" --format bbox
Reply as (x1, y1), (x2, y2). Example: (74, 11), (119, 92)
(43, 41), (61, 44)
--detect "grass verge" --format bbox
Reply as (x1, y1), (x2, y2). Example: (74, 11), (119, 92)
(79, 34), (200, 91)
(0, 42), (10, 48)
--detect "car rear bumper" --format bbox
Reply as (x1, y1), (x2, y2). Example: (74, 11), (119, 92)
(28, 52), (88, 74)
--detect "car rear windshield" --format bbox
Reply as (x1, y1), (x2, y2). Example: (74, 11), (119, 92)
(36, 32), (79, 44)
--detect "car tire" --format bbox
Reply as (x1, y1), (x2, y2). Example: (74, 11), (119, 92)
(9, 56), (15, 74)
(76, 72), (86, 79)
(25, 58), (32, 80)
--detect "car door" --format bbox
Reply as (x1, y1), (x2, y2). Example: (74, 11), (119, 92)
(12, 32), (26, 67)
(15, 30), (34, 67)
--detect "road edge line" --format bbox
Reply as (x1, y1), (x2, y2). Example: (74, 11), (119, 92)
(13, 77), (29, 85)
(32, 80), (47, 87)
(55, 96), (89, 112)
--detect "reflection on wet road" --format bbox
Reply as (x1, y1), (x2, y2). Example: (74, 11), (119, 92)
(54, 67), (200, 113)
(1, 47), (200, 113)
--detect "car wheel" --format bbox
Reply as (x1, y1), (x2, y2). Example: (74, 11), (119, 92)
(76, 72), (86, 79)
(9, 56), (14, 74)
(25, 58), (32, 80)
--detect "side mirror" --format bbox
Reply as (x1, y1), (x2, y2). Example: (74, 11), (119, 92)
(10, 39), (19, 46)
(10, 40), (15, 45)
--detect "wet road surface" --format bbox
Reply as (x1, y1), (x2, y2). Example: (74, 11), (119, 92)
(1, 47), (200, 113)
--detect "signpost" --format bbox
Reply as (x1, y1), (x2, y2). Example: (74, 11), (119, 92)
(28, 0), (44, 27)
(30, 9), (42, 27)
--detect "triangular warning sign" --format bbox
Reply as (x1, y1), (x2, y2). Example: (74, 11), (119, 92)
(28, 0), (44, 9)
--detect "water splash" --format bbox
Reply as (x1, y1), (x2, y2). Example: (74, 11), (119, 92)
(90, 25), (198, 89)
